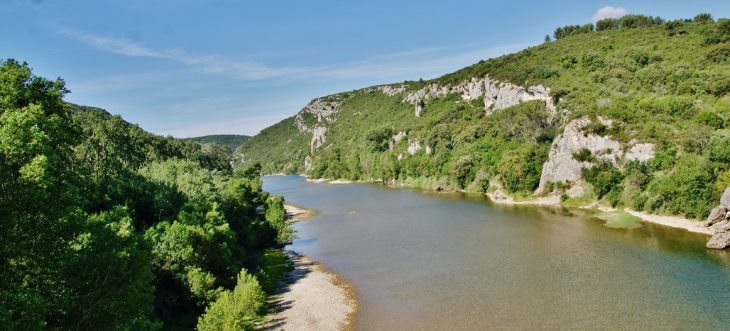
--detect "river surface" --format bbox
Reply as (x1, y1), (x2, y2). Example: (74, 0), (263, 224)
(263, 175), (730, 330)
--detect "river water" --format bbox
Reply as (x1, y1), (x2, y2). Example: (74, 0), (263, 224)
(263, 175), (730, 330)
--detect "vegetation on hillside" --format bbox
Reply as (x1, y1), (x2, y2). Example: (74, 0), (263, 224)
(240, 13), (730, 220)
(185, 135), (252, 152)
(0, 59), (294, 329)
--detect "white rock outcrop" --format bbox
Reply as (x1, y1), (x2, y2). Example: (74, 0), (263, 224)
(625, 143), (656, 162)
(389, 131), (407, 151)
(537, 117), (656, 193)
(310, 126), (327, 152)
(304, 155), (313, 171)
(376, 85), (406, 96)
(483, 76), (556, 116)
(407, 140), (422, 155)
(294, 98), (343, 153)
(402, 75), (557, 119)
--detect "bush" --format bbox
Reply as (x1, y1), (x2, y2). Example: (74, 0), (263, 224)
(197, 269), (266, 331)
(560, 193), (570, 202)
(582, 161), (625, 199)
(695, 111), (724, 129)
(572, 148), (594, 162)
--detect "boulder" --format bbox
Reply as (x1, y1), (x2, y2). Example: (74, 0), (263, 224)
(707, 231), (730, 249)
(705, 205), (728, 227)
(721, 187), (730, 208)
(715, 222), (730, 234)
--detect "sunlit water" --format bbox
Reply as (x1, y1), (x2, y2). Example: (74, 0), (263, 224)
(263, 175), (730, 330)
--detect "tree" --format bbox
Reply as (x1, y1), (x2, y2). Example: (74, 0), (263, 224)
(693, 13), (713, 22)
(197, 269), (265, 331)
(0, 59), (157, 329)
(145, 203), (240, 302)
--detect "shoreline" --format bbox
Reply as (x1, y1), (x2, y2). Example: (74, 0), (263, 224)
(284, 204), (317, 223)
(290, 174), (713, 237)
(486, 189), (712, 236)
(261, 250), (357, 331)
(264, 203), (357, 330)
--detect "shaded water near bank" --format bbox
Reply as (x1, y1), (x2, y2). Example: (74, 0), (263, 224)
(263, 176), (730, 330)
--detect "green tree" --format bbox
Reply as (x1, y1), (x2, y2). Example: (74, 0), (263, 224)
(197, 269), (265, 331)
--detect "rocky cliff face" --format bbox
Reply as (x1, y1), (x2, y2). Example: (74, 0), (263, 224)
(537, 117), (655, 193)
(402, 75), (557, 119)
(295, 98), (343, 152)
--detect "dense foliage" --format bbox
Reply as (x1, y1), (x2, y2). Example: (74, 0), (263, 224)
(0, 59), (293, 329)
(184, 135), (251, 152)
(240, 13), (730, 219)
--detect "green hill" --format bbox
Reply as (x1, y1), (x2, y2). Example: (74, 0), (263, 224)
(185, 134), (251, 151)
(240, 14), (730, 220)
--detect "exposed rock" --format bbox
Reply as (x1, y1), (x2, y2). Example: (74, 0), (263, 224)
(425, 145), (432, 155)
(714, 221), (730, 234)
(397, 153), (403, 161)
(402, 75), (558, 120)
(375, 85), (406, 96)
(310, 126), (327, 152)
(484, 76), (556, 117)
(389, 131), (407, 151)
(304, 155), (313, 171)
(706, 205), (728, 227)
(722, 187), (730, 208)
(707, 231), (730, 249)
(451, 77), (484, 101)
(537, 118), (622, 193)
(402, 84), (449, 104)
(625, 143), (655, 162)
(565, 182), (584, 198)
(407, 140), (422, 155)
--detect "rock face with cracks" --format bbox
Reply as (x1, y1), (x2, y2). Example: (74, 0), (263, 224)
(707, 187), (730, 249)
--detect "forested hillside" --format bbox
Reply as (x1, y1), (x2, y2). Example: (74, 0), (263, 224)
(240, 13), (730, 220)
(185, 134), (251, 152)
(0, 59), (293, 329)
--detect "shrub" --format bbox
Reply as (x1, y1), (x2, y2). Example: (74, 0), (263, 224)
(533, 67), (560, 79)
(197, 269), (266, 331)
(560, 193), (570, 202)
(695, 111), (724, 129)
(572, 148), (594, 162)
(582, 161), (625, 199)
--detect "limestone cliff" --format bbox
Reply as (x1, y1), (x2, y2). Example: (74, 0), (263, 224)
(403, 75), (557, 119)
(537, 117), (655, 193)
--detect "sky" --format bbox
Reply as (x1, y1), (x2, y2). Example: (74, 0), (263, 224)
(2, 0), (729, 138)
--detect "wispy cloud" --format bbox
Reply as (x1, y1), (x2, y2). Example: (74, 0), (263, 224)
(592, 6), (627, 21)
(59, 27), (526, 83)
(159, 103), (306, 137)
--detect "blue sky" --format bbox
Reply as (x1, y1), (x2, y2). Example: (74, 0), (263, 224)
(2, 0), (728, 137)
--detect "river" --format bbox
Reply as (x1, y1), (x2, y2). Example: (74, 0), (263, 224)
(263, 175), (730, 330)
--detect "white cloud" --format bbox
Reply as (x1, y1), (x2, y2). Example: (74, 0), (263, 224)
(592, 6), (627, 21)
(59, 27), (525, 84)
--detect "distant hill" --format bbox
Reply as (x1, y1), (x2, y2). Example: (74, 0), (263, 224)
(67, 102), (112, 117)
(185, 135), (251, 151)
